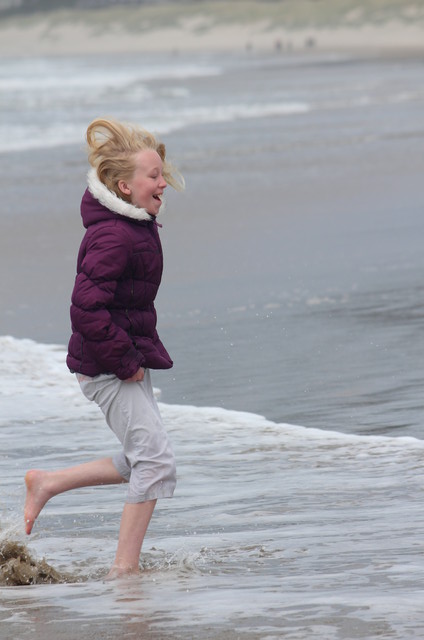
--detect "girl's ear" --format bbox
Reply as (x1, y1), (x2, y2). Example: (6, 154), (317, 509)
(118, 180), (131, 196)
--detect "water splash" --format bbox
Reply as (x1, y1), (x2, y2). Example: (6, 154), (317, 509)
(0, 522), (74, 586)
(141, 546), (216, 574)
(0, 539), (65, 586)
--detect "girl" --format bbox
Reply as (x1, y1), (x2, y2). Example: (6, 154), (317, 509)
(24, 118), (184, 579)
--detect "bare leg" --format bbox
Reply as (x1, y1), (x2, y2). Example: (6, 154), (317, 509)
(106, 499), (157, 579)
(24, 457), (126, 535)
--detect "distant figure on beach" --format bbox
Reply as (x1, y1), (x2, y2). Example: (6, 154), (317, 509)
(24, 118), (184, 579)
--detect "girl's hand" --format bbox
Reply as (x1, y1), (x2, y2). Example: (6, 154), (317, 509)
(124, 367), (145, 383)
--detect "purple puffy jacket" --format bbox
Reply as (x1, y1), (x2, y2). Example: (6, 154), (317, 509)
(67, 169), (173, 380)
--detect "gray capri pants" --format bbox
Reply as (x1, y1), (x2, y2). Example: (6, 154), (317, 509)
(77, 369), (176, 503)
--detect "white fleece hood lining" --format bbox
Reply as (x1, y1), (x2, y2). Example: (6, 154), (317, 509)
(87, 168), (156, 223)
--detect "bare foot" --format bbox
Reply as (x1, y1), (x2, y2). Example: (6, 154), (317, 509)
(24, 470), (54, 535)
(104, 564), (140, 581)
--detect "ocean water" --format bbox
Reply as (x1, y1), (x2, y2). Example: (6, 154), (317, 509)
(1, 336), (424, 639)
(1, 50), (423, 438)
(1, 49), (424, 638)
(2, 50), (423, 154)
(0, 53), (309, 152)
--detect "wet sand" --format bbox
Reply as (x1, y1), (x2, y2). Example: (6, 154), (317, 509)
(0, 618), (265, 640)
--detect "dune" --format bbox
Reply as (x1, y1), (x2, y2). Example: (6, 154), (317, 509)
(0, 1), (423, 56)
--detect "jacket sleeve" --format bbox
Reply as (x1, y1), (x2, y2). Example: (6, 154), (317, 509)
(70, 223), (144, 380)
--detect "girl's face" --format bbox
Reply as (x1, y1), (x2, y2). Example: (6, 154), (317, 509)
(119, 149), (167, 215)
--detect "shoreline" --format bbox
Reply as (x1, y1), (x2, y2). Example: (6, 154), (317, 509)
(0, 6), (424, 56)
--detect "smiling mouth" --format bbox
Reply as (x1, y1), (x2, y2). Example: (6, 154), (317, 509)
(153, 195), (162, 202)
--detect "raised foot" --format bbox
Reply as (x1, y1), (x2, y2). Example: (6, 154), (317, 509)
(24, 469), (53, 535)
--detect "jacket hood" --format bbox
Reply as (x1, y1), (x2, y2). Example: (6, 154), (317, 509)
(81, 168), (156, 228)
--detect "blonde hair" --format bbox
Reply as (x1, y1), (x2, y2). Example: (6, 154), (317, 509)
(86, 117), (185, 202)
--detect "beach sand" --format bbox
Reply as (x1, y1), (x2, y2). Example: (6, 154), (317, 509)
(0, 0), (424, 56)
